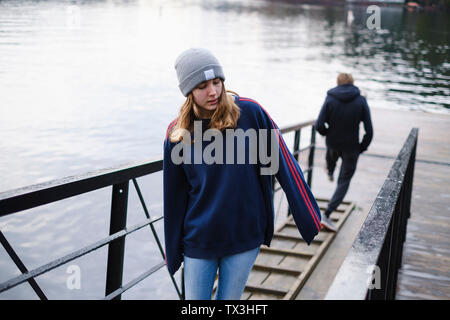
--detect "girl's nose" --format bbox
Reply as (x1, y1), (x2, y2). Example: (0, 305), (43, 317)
(207, 83), (216, 96)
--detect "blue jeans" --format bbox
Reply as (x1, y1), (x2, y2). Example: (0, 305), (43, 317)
(183, 247), (260, 300)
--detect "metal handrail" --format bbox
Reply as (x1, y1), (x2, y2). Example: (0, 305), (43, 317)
(0, 119), (317, 300)
(279, 120), (315, 134)
(0, 158), (163, 218)
(325, 128), (418, 300)
(0, 216), (162, 294)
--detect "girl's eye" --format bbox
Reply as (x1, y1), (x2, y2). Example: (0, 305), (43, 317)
(197, 79), (220, 90)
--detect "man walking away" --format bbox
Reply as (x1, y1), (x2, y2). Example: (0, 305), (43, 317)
(315, 73), (373, 232)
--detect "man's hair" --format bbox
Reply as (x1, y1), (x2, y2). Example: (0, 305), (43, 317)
(337, 73), (354, 85)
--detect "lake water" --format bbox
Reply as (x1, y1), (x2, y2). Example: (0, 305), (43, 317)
(0, 0), (448, 299)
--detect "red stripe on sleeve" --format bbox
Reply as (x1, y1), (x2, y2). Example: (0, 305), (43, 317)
(240, 98), (321, 231)
(165, 118), (178, 140)
(277, 132), (321, 231)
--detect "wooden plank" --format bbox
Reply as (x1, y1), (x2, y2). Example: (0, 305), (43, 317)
(252, 263), (302, 276)
(396, 269), (450, 300)
(316, 198), (351, 205)
(269, 237), (298, 249)
(272, 232), (302, 241)
(245, 284), (289, 296)
(259, 246), (314, 257)
(273, 232), (323, 243)
(247, 292), (280, 300)
(254, 251), (285, 265)
(278, 255), (310, 270)
(285, 221), (297, 228)
(294, 242), (321, 256)
(277, 224), (302, 237)
(247, 269), (270, 286)
(260, 272), (299, 295)
(241, 291), (252, 300)
(302, 231), (331, 243)
(319, 206), (345, 213)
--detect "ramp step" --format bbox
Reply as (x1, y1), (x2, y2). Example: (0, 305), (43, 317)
(252, 263), (302, 276)
(245, 284), (289, 296)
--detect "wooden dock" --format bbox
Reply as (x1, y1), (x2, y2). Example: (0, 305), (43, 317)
(236, 107), (449, 300)
(305, 107), (450, 300)
(395, 155), (450, 299)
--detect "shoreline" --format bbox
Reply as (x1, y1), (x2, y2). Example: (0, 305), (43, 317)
(267, 0), (449, 11)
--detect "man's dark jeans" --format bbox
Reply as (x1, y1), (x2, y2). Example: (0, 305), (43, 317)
(325, 148), (360, 218)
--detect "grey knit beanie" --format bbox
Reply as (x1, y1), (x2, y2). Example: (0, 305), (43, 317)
(175, 48), (225, 96)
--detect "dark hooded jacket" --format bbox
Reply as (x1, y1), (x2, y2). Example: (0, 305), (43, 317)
(315, 84), (373, 152)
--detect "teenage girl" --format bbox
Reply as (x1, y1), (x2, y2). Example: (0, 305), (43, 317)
(163, 48), (322, 300)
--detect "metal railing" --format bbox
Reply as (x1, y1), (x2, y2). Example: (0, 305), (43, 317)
(280, 120), (316, 189)
(0, 160), (179, 300)
(0, 119), (317, 300)
(325, 128), (418, 300)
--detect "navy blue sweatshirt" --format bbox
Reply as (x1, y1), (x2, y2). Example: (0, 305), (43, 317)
(163, 96), (322, 275)
(315, 84), (373, 152)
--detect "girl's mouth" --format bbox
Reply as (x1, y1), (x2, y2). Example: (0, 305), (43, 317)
(208, 98), (218, 105)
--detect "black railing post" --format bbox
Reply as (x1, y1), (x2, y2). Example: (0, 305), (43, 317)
(405, 141), (417, 221)
(181, 266), (186, 300)
(105, 181), (129, 300)
(398, 141), (416, 267)
(386, 202), (398, 299)
(132, 178), (183, 299)
(390, 184), (405, 299)
(293, 129), (301, 162)
(307, 126), (316, 187)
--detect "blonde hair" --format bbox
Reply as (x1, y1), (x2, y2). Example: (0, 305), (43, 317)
(168, 81), (240, 143)
(337, 73), (354, 85)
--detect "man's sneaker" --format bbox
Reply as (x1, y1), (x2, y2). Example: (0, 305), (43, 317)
(323, 166), (334, 182)
(321, 215), (337, 232)
(327, 172), (334, 182)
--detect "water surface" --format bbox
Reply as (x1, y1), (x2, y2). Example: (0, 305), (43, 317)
(0, 0), (448, 299)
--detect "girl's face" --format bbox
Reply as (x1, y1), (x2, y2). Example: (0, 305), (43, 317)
(192, 78), (223, 114)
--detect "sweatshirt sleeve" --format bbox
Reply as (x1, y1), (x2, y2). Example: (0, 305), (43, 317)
(251, 99), (322, 244)
(360, 97), (373, 153)
(315, 97), (329, 136)
(163, 123), (190, 276)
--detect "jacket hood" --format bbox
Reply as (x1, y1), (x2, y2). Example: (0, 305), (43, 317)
(327, 84), (360, 102)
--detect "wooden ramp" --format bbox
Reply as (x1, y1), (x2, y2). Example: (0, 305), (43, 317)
(243, 199), (355, 300)
(212, 199), (356, 300)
